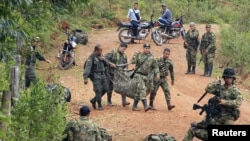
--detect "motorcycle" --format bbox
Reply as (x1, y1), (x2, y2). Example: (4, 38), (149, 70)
(57, 32), (76, 70)
(152, 15), (186, 46)
(117, 11), (158, 44)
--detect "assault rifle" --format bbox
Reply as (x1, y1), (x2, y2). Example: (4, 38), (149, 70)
(192, 78), (223, 122)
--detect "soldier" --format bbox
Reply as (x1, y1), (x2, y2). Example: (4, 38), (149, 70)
(104, 42), (130, 107)
(183, 68), (243, 141)
(149, 48), (175, 111)
(64, 105), (102, 141)
(200, 24), (216, 77)
(130, 43), (160, 112)
(25, 37), (51, 88)
(184, 22), (199, 74)
(83, 44), (115, 110)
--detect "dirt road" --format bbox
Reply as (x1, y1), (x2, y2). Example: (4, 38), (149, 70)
(47, 24), (250, 141)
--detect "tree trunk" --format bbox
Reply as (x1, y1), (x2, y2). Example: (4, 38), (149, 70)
(0, 91), (12, 137)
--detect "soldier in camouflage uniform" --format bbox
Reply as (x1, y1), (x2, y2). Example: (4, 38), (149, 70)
(184, 22), (199, 74)
(149, 48), (175, 111)
(104, 42), (130, 107)
(83, 44), (115, 110)
(64, 105), (102, 141)
(149, 48), (175, 110)
(130, 43), (160, 112)
(199, 24), (216, 77)
(183, 68), (243, 141)
(25, 37), (51, 88)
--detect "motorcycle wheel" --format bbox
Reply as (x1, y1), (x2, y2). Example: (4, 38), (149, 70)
(181, 29), (186, 39)
(152, 30), (163, 46)
(118, 28), (132, 44)
(59, 54), (75, 70)
(157, 28), (170, 44)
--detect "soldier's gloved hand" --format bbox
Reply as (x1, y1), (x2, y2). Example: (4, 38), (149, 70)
(191, 122), (197, 127)
(84, 80), (88, 85)
(219, 99), (226, 105)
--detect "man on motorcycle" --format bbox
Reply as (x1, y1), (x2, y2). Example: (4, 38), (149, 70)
(158, 4), (172, 27)
(126, 2), (141, 43)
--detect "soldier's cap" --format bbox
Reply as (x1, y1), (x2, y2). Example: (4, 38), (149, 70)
(134, 2), (138, 4)
(120, 42), (128, 48)
(161, 3), (166, 7)
(222, 67), (236, 80)
(31, 37), (41, 42)
(205, 24), (211, 28)
(189, 22), (195, 26)
(143, 43), (151, 48)
(80, 105), (90, 116)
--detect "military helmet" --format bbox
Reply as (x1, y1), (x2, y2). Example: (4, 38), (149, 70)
(222, 68), (236, 79)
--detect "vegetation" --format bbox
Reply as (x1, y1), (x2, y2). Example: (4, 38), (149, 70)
(1, 0), (250, 140)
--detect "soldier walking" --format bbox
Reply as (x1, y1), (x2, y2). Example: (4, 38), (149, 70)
(183, 68), (243, 141)
(104, 42), (130, 107)
(184, 22), (199, 74)
(130, 43), (160, 112)
(149, 48), (175, 111)
(83, 44), (115, 110)
(200, 24), (216, 77)
(25, 37), (51, 88)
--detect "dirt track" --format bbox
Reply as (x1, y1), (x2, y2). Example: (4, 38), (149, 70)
(43, 24), (250, 141)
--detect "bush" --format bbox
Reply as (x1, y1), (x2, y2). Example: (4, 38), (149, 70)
(7, 79), (68, 141)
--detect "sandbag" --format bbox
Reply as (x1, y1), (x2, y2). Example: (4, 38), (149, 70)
(113, 69), (153, 99)
(144, 133), (177, 141)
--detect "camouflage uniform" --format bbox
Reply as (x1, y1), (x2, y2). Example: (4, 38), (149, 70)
(105, 48), (129, 106)
(65, 116), (102, 141)
(184, 29), (199, 74)
(200, 26), (216, 77)
(83, 54), (109, 110)
(25, 46), (46, 88)
(130, 52), (159, 111)
(150, 57), (175, 110)
(183, 75), (243, 141)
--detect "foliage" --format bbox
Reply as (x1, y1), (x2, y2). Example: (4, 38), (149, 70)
(218, 0), (250, 79)
(7, 79), (68, 141)
(0, 111), (10, 140)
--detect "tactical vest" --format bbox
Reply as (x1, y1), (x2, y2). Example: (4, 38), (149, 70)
(74, 119), (97, 141)
(110, 48), (127, 65)
(157, 57), (171, 77)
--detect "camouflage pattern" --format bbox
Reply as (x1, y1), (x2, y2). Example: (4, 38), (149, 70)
(105, 48), (128, 103)
(184, 29), (199, 67)
(183, 80), (243, 141)
(183, 126), (208, 141)
(144, 132), (177, 141)
(150, 57), (174, 102)
(65, 116), (102, 141)
(130, 52), (159, 100)
(83, 54), (109, 101)
(25, 46), (46, 88)
(205, 80), (243, 122)
(199, 31), (216, 76)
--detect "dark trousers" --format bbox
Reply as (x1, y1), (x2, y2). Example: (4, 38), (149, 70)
(131, 20), (139, 36)
(25, 67), (36, 88)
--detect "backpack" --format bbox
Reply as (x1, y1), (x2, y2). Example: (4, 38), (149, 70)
(144, 133), (177, 141)
(83, 54), (95, 80)
(73, 29), (88, 45)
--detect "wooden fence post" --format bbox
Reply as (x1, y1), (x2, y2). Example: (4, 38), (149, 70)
(11, 55), (21, 99)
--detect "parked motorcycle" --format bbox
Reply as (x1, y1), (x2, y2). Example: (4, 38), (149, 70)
(57, 32), (76, 70)
(152, 15), (186, 46)
(117, 11), (158, 44)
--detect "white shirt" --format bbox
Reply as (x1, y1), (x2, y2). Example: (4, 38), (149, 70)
(127, 8), (141, 22)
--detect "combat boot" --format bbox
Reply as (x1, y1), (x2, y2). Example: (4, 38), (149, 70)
(97, 100), (103, 110)
(185, 65), (191, 74)
(132, 100), (140, 111)
(107, 92), (114, 106)
(167, 100), (175, 111)
(90, 98), (96, 109)
(201, 64), (208, 76)
(142, 100), (151, 112)
(191, 66), (196, 74)
(122, 95), (130, 107)
(149, 100), (156, 110)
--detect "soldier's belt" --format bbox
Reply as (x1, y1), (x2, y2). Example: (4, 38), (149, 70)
(93, 71), (105, 75)
(135, 72), (148, 76)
